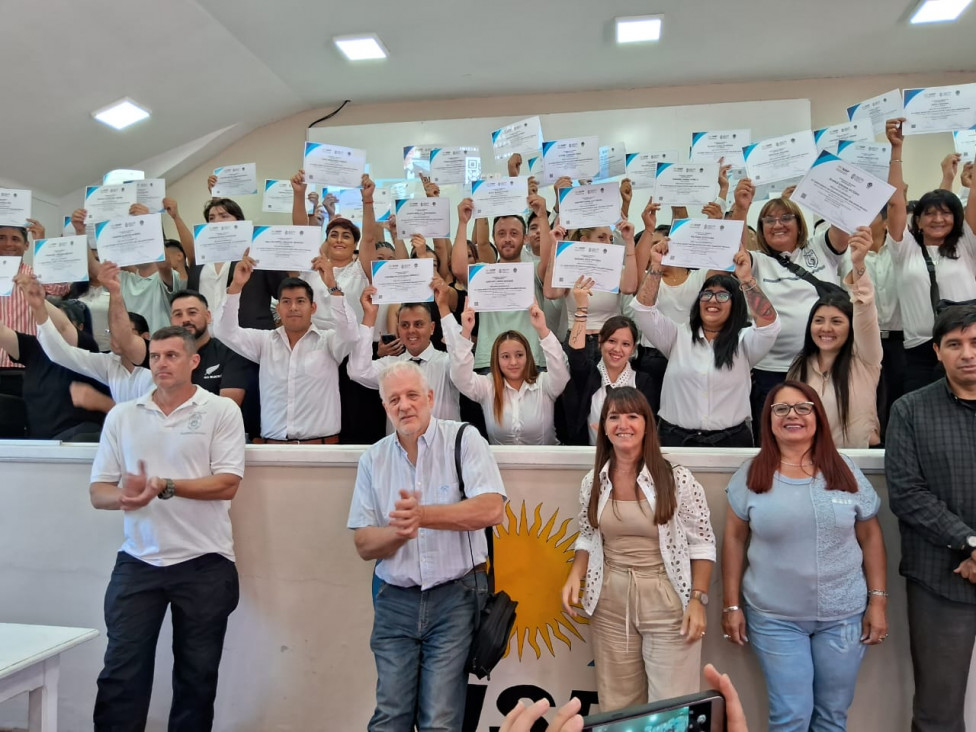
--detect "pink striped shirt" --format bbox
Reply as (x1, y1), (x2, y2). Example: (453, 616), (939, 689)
(0, 262), (71, 369)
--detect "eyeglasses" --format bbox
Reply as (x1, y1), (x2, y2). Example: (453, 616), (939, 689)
(699, 291), (731, 303)
(760, 213), (797, 227)
(770, 401), (815, 417)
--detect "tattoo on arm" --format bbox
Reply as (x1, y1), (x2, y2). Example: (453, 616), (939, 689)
(745, 286), (775, 321)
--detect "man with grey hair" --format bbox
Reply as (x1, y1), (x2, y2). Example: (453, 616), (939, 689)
(348, 360), (506, 730)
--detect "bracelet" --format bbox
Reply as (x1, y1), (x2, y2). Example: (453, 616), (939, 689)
(867, 589), (888, 598)
(647, 270), (664, 277)
(362, 199), (374, 204)
(722, 605), (741, 613)
(890, 160), (902, 164)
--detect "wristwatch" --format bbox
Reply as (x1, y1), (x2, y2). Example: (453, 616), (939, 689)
(690, 589), (709, 606)
(962, 536), (976, 553)
(158, 479), (176, 500)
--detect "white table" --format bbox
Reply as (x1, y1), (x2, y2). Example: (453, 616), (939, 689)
(0, 623), (98, 732)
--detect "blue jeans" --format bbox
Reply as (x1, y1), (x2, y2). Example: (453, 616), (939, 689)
(369, 571), (488, 731)
(746, 606), (866, 732)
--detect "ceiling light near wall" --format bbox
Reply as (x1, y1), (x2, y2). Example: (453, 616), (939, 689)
(910, 0), (973, 23)
(615, 15), (663, 44)
(334, 34), (388, 61)
(92, 98), (150, 130)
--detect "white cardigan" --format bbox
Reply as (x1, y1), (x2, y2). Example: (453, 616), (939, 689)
(573, 461), (716, 616)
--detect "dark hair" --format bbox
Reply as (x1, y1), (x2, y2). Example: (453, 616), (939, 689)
(492, 215), (526, 236)
(755, 198), (809, 256)
(128, 311), (150, 336)
(326, 217), (362, 244)
(787, 295), (855, 442)
(746, 381), (857, 494)
(490, 330), (538, 423)
(933, 305), (976, 346)
(396, 302), (434, 321)
(588, 387), (676, 527)
(909, 189), (965, 259)
(0, 225), (28, 241)
(57, 299), (89, 331)
(375, 241), (395, 253)
(163, 239), (186, 256)
(150, 325), (197, 355)
(203, 198), (245, 222)
(654, 224), (671, 235)
(170, 289), (209, 309)
(526, 210), (550, 228)
(598, 316), (638, 353)
(688, 274), (749, 370)
(277, 277), (314, 301)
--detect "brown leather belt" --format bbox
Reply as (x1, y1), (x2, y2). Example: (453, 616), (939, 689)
(252, 435), (340, 445)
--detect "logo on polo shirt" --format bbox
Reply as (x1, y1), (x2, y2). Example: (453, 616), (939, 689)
(803, 248), (820, 270)
(203, 363), (222, 380)
(186, 412), (204, 432)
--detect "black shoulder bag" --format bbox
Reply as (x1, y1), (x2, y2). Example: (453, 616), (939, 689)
(455, 423), (518, 680)
(774, 253), (848, 300)
(917, 243), (976, 315)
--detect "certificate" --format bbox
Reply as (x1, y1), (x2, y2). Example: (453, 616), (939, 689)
(304, 142), (366, 189)
(664, 219), (743, 270)
(467, 262), (534, 312)
(813, 122), (873, 152)
(32, 235), (88, 284)
(263, 179), (296, 213)
(491, 116), (544, 160)
(211, 163), (258, 197)
(403, 145), (440, 178)
(792, 151), (896, 234)
(93, 213), (165, 267)
(370, 258), (435, 304)
(836, 141), (891, 181)
(690, 130), (750, 166)
(429, 146), (481, 186)
(598, 143), (627, 179)
(847, 89), (903, 136)
(0, 189), (30, 227)
(133, 179), (166, 212)
(551, 241), (625, 293)
(743, 130), (818, 186)
(954, 129), (976, 163)
(250, 225), (321, 271)
(193, 221), (253, 264)
(84, 184), (137, 223)
(557, 183), (620, 228)
(394, 198), (451, 239)
(624, 153), (658, 189)
(471, 178), (528, 219)
(541, 137), (600, 183)
(903, 85), (976, 135)
(0, 256), (21, 296)
(653, 163), (719, 206)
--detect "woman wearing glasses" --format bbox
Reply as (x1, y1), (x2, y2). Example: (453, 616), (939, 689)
(722, 382), (887, 731)
(629, 238), (780, 447)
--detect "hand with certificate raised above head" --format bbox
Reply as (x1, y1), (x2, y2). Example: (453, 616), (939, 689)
(702, 202), (724, 220)
(290, 169), (307, 196)
(847, 226), (871, 275)
(361, 173), (376, 204)
(641, 196), (661, 231)
(507, 153), (522, 177)
(456, 197), (473, 227)
(619, 177), (633, 217)
(129, 203), (151, 217)
(731, 178), (755, 218)
(718, 157), (732, 200)
(885, 117), (906, 148)
(70, 209), (87, 236)
(418, 172), (439, 199)
(527, 175), (539, 197)
(963, 162), (974, 190)
(940, 153), (962, 190)
(552, 175), (572, 203)
(228, 248), (257, 295)
(310, 253), (337, 289)
(780, 185), (796, 200)
(25, 218), (44, 242)
(207, 174), (218, 195)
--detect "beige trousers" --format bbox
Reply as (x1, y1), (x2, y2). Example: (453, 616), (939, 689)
(590, 562), (701, 712)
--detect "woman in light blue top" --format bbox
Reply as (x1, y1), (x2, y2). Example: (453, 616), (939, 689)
(721, 380), (887, 732)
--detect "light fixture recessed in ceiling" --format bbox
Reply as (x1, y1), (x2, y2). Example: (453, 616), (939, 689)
(615, 15), (663, 44)
(92, 98), (150, 131)
(910, 0), (973, 23)
(334, 34), (388, 61)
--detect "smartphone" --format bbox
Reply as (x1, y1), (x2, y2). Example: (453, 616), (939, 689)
(381, 334), (397, 344)
(582, 690), (726, 732)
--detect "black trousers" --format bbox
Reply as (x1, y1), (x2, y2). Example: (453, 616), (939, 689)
(750, 369), (788, 443)
(904, 341), (942, 395)
(94, 552), (240, 732)
(658, 419), (753, 448)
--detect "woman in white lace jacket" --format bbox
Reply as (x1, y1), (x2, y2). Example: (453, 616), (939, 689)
(560, 386), (716, 712)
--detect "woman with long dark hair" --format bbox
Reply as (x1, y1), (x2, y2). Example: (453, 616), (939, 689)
(629, 238), (780, 447)
(561, 387), (715, 711)
(722, 381), (887, 731)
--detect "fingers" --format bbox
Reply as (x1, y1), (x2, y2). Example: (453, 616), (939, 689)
(549, 697), (583, 731)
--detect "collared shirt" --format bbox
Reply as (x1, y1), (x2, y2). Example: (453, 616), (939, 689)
(886, 379), (976, 604)
(0, 262), (70, 368)
(347, 417), (507, 590)
(119, 269), (182, 335)
(215, 292), (357, 439)
(90, 386), (246, 567)
(303, 261), (368, 332)
(625, 269), (708, 348)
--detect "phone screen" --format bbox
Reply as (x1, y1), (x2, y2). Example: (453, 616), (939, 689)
(381, 334), (397, 344)
(586, 696), (722, 732)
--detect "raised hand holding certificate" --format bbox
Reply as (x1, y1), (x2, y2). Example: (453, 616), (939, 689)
(551, 241), (625, 293)
(371, 258), (435, 304)
(847, 89), (903, 136)
(429, 146), (481, 185)
(541, 137), (600, 183)
(133, 179), (166, 212)
(33, 236), (88, 284)
(0, 256), (21, 296)
(193, 221), (253, 264)
(836, 141), (891, 181)
(491, 116), (543, 160)
(250, 226), (321, 271)
(471, 178), (528, 219)
(813, 122), (873, 152)
(263, 180), (298, 213)
(792, 151), (896, 234)
(557, 183), (620, 228)
(653, 163), (718, 206)
(211, 163), (258, 197)
(394, 198), (451, 239)
(85, 184), (137, 223)
(690, 130), (750, 166)
(467, 262), (534, 312)
(743, 130), (818, 186)
(903, 85), (976, 135)
(625, 153), (658, 189)
(663, 219), (744, 271)
(94, 214), (165, 267)
(955, 130), (976, 163)
(303, 142), (366, 188)
(599, 143), (627, 179)
(0, 189), (30, 227)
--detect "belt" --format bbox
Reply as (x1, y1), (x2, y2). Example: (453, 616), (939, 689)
(252, 435), (340, 445)
(880, 330), (904, 341)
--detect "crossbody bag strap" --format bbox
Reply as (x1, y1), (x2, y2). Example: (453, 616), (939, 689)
(454, 423), (495, 593)
(775, 253), (828, 290)
(917, 242), (942, 315)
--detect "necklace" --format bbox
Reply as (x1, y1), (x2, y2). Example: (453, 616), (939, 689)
(780, 459), (814, 467)
(703, 327), (721, 334)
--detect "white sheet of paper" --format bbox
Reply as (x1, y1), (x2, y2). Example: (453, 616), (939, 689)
(551, 241), (625, 293)
(211, 163), (258, 197)
(334, 187), (392, 226)
(32, 235), (89, 284)
(133, 179), (166, 212)
(0, 256), (21, 296)
(371, 258), (435, 304)
(193, 221), (254, 264)
(467, 262), (535, 312)
(599, 143), (627, 179)
(394, 198), (451, 239)
(954, 130), (976, 163)
(0, 189), (31, 227)
(84, 184), (137, 224)
(262, 180), (295, 213)
(625, 154), (659, 189)
(471, 178), (529, 219)
(690, 130), (750, 166)
(403, 145), (442, 178)
(792, 151), (896, 234)
(835, 141), (891, 182)
(663, 219), (744, 270)
(813, 122), (873, 152)
(429, 146), (481, 186)
(491, 116), (544, 160)
(653, 163), (719, 206)
(541, 137), (600, 183)
(303, 143), (366, 188)
(903, 85), (976, 136)
(94, 213), (165, 267)
(250, 225), (321, 271)
(847, 89), (903, 136)
(557, 183), (621, 228)
(743, 130), (819, 186)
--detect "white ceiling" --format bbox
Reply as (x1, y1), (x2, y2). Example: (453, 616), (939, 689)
(3, 0), (975, 199)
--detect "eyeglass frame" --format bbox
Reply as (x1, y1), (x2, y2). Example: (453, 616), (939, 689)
(698, 290), (732, 303)
(770, 401), (815, 417)
(760, 213), (798, 227)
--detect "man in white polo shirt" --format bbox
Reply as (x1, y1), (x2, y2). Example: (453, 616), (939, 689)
(89, 325), (245, 731)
